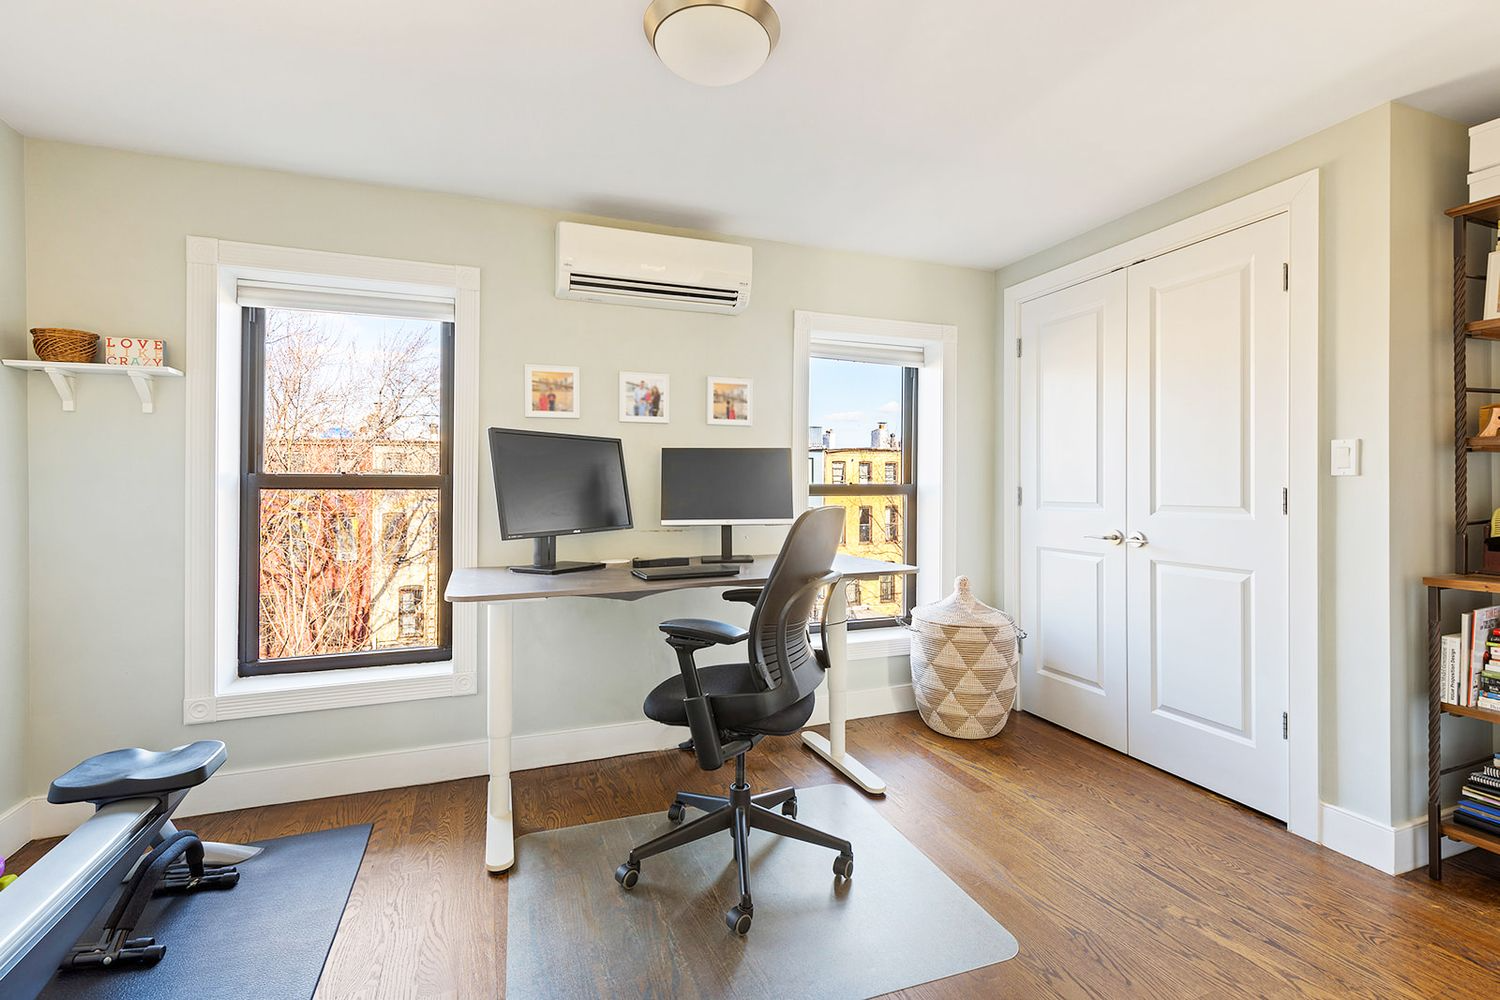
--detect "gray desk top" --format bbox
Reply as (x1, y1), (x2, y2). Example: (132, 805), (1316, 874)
(446, 555), (916, 603)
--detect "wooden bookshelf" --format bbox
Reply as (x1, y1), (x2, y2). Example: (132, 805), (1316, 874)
(1441, 701), (1500, 723)
(1425, 196), (1500, 880)
(1468, 318), (1500, 341)
(1441, 820), (1500, 854)
(1423, 574), (1500, 594)
(1447, 193), (1500, 225)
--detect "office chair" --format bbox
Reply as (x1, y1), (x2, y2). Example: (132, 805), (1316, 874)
(613, 505), (853, 935)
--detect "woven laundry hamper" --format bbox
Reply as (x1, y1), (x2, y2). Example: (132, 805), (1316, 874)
(909, 576), (1020, 739)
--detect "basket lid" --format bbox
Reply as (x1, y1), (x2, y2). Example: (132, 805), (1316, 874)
(911, 576), (1010, 628)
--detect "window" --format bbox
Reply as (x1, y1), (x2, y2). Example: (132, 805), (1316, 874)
(398, 585), (426, 640)
(807, 353), (917, 626)
(238, 305), (454, 676)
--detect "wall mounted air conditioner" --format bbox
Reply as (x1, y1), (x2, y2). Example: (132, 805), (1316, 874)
(555, 222), (752, 315)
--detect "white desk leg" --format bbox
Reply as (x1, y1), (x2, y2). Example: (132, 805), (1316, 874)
(485, 602), (516, 873)
(801, 580), (888, 795)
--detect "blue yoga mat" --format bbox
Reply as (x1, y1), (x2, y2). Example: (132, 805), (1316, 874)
(40, 823), (370, 1000)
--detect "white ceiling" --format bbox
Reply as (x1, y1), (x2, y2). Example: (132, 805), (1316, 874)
(3, 1), (1500, 269)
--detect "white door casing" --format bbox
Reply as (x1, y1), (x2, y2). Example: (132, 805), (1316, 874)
(1017, 271), (1129, 752)
(1123, 214), (1290, 820)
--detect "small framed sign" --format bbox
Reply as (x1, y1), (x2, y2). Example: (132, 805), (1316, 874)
(104, 337), (165, 367)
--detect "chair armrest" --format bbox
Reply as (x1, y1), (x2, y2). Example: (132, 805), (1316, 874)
(659, 618), (750, 646)
(721, 588), (762, 606)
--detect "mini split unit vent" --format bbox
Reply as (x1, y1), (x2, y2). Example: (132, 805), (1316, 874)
(555, 222), (752, 315)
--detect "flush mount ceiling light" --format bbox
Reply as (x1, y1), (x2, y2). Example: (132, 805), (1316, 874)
(644, 0), (781, 87)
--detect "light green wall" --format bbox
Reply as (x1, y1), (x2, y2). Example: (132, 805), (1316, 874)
(995, 103), (1452, 828)
(0, 120), (28, 816)
(1387, 103), (1494, 824)
(21, 139), (995, 790)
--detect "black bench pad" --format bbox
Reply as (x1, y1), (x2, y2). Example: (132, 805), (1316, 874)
(48, 741), (228, 805)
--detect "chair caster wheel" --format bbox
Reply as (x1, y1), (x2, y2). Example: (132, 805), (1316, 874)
(781, 796), (798, 819)
(615, 862), (640, 889)
(667, 801), (686, 823)
(725, 905), (753, 935)
(833, 853), (854, 879)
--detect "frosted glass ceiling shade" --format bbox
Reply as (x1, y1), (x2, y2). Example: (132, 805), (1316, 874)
(644, 0), (781, 87)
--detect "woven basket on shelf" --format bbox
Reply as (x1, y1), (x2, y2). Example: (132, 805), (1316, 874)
(909, 576), (1020, 739)
(30, 328), (99, 363)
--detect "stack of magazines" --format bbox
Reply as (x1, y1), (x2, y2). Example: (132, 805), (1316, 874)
(1455, 757), (1500, 835)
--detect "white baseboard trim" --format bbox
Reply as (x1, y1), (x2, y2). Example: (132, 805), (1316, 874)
(16, 683), (918, 846)
(0, 796), (31, 859)
(513, 720), (678, 771)
(1319, 802), (1472, 875)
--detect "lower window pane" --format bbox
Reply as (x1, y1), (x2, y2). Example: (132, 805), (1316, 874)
(257, 488), (440, 660)
(808, 494), (908, 622)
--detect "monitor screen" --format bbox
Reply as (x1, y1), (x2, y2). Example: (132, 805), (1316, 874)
(660, 448), (794, 525)
(489, 428), (633, 539)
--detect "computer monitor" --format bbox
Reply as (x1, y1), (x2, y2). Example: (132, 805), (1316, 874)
(489, 427), (633, 574)
(660, 447), (794, 563)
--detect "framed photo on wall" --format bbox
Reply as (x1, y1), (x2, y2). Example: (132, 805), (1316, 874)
(619, 371), (670, 423)
(707, 376), (753, 426)
(525, 364), (580, 418)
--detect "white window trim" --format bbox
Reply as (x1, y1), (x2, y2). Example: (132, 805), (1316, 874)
(793, 310), (959, 616)
(183, 237), (481, 723)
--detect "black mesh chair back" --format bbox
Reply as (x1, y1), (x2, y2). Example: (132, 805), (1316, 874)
(744, 504), (844, 706)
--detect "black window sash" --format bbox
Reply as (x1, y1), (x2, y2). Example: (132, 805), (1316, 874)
(238, 307), (455, 676)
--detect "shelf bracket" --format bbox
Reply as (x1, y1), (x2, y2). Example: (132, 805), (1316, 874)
(127, 372), (156, 414)
(43, 368), (77, 412)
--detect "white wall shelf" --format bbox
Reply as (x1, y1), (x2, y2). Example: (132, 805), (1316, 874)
(2, 359), (184, 413)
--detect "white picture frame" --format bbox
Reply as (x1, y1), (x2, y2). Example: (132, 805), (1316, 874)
(1486, 248), (1500, 321)
(619, 371), (670, 423)
(707, 376), (753, 426)
(525, 364), (580, 418)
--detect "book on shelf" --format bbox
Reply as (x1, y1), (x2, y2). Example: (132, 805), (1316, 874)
(1463, 785), (1500, 808)
(1461, 611), (1475, 704)
(1443, 634), (1461, 705)
(1454, 806), (1500, 837)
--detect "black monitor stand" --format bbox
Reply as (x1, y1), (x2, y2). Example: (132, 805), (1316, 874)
(511, 536), (605, 575)
(699, 524), (754, 564)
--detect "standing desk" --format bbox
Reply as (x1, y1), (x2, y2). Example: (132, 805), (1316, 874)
(446, 554), (916, 873)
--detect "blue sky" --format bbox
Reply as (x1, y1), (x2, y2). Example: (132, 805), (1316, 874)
(808, 357), (903, 449)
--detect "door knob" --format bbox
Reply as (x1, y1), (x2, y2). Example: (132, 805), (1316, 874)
(1126, 531), (1148, 548)
(1084, 530), (1124, 545)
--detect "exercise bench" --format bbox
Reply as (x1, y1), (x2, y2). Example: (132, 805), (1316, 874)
(0, 740), (251, 998)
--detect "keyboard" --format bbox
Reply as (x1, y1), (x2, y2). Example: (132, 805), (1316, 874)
(631, 564), (742, 582)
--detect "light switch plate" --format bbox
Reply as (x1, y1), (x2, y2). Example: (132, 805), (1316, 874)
(1331, 438), (1361, 476)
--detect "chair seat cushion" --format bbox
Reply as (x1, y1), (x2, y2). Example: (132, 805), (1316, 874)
(48, 741), (228, 804)
(644, 663), (816, 736)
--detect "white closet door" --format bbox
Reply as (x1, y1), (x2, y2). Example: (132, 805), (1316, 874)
(1018, 271), (1128, 751)
(1123, 214), (1290, 820)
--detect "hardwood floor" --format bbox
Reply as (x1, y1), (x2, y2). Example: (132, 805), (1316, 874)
(14, 711), (1500, 998)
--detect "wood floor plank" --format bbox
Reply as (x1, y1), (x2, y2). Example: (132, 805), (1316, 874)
(12, 711), (1500, 998)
